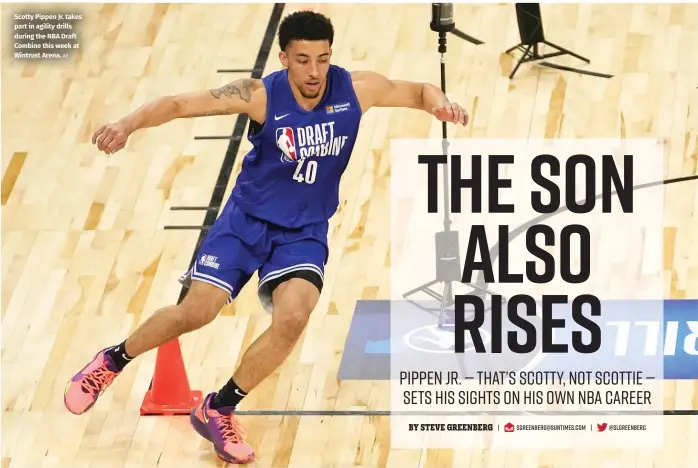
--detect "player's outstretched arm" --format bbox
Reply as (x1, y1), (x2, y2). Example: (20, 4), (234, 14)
(92, 78), (266, 154)
(351, 70), (468, 126)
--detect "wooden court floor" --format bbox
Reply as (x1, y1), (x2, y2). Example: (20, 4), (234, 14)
(2, 2), (698, 467)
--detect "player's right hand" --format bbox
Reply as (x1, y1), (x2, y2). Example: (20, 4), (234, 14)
(92, 121), (131, 154)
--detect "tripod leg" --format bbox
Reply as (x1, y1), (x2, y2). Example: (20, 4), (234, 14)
(505, 42), (524, 55)
(438, 281), (454, 328)
(539, 62), (613, 79)
(451, 28), (484, 46)
(509, 43), (533, 79)
(402, 279), (440, 298)
(542, 40), (590, 64)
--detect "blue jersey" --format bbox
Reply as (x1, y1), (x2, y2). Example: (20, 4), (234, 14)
(229, 64), (362, 228)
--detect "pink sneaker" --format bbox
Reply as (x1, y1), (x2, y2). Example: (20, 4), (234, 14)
(190, 392), (255, 464)
(64, 347), (121, 415)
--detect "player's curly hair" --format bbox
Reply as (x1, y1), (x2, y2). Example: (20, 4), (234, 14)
(278, 11), (334, 51)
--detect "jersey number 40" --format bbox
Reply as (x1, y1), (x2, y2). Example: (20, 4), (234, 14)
(293, 159), (318, 185)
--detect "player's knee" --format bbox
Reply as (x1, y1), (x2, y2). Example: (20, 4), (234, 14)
(272, 290), (317, 342)
(270, 280), (318, 343)
(177, 281), (229, 331)
(176, 302), (217, 332)
(272, 306), (311, 343)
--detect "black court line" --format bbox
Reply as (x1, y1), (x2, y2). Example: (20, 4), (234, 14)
(193, 135), (243, 141)
(217, 68), (260, 73)
(170, 206), (219, 211)
(164, 225), (211, 231)
(233, 409), (698, 416)
(172, 3), (284, 306)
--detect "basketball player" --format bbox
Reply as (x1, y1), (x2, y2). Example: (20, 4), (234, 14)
(64, 11), (467, 464)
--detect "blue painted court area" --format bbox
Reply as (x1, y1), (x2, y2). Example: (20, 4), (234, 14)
(337, 299), (698, 381)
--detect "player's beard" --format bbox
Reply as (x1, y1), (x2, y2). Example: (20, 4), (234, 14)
(300, 87), (321, 99)
(301, 90), (320, 99)
(300, 80), (323, 99)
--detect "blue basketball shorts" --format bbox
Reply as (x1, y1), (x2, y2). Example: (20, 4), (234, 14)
(178, 201), (328, 313)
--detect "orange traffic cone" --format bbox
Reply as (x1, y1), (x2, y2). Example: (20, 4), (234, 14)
(140, 338), (203, 415)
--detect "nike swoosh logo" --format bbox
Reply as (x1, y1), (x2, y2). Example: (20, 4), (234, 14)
(274, 113), (290, 121)
(234, 389), (246, 397)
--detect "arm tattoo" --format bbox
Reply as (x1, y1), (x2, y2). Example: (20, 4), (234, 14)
(209, 79), (254, 103)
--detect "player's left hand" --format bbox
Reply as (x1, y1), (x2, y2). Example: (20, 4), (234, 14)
(432, 103), (468, 126)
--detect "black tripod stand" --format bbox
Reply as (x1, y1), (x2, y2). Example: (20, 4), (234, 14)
(402, 4), (501, 330)
(505, 40), (613, 80)
(506, 3), (613, 79)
